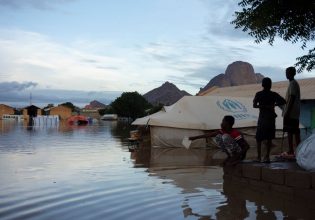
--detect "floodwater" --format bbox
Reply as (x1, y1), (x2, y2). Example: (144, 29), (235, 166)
(0, 120), (313, 220)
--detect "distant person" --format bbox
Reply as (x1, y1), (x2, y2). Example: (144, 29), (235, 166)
(253, 77), (286, 163)
(283, 66), (301, 156)
(189, 115), (249, 166)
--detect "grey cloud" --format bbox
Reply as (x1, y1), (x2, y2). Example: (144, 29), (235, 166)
(0, 88), (122, 108)
(0, 72), (10, 79)
(187, 65), (224, 81)
(150, 54), (172, 63)
(207, 22), (250, 40)
(0, 0), (76, 10)
(254, 66), (286, 81)
(142, 39), (253, 75)
(81, 59), (120, 71)
(82, 59), (99, 64)
(128, 82), (145, 88)
(200, 0), (251, 40)
(0, 81), (37, 93)
(96, 66), (119, 70)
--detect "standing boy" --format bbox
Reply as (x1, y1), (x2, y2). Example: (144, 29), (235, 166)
(253, 77), (286, 162)
(283, 67), (301, 155)
(189, 115), (249, 165)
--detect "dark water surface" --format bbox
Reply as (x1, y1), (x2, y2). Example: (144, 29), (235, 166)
(0, 120), (313, 219)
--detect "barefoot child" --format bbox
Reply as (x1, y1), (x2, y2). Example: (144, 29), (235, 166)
(189, 115), (249, 165)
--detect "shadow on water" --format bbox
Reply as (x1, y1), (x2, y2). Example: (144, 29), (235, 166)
(223, 178), (315, 219)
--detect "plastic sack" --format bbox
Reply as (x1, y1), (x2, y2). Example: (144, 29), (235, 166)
(182, 136), (192, 149)
(296, 134), (315, 171)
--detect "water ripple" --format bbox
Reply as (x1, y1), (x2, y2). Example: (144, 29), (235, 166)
(1, 121), (313, 219)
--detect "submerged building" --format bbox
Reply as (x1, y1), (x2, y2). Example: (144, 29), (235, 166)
(0, 104), (15, 119)
(50, 105), (72, 120)
(23, 105), (41, 121)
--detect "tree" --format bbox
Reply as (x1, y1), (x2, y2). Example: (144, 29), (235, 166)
(98, 106), (115, 115)
(232, 0), (315, 72)
(146, 103), (164, 115)
(43, 103), (54, 111)
(110, 92), (152, 120)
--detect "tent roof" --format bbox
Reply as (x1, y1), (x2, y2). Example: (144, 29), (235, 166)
(198, 77), (315, 100)
(132, 96), (284, 130)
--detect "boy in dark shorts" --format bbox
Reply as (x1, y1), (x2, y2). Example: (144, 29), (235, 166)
(189, 115), (249, 166)
(283, 67), (301, 155)
(253, 77), (286, 162)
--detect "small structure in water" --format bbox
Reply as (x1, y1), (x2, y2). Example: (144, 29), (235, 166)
(33, 115), (60, 127)
(23, 105), (41, 120)
(67, 115), (89, 125)
(49, 106), (72, 120)
(101, 114), (118, 121)
(0, 104), (15, 119)
(2, 114), (24, 121)
(128, 130), (141, 152)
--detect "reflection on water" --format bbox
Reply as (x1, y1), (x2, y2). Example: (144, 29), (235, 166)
(0, 120), (312, 219)
(223, 179), (315, 220)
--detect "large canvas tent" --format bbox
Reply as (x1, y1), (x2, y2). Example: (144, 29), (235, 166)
(132, 96), (286, 149)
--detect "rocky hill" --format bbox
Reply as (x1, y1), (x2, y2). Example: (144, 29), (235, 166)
(85, 100), (107, 109)
(198, 61), (264, 94)
(143, 82), (191, 106)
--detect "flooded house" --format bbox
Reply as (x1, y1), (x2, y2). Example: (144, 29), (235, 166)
(50, 105), (72, 120)
(23, 105), (41, 121)
(0, 104), (15, 119)
(81, 100), (106, 119)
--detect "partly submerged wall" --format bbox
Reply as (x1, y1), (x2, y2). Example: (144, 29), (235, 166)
(223, 161), (315, 202)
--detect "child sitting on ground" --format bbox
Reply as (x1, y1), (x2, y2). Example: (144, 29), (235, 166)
(189, 115), (249, 166)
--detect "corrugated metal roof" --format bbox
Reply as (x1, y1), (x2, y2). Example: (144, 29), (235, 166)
(199, 78), (315, 100)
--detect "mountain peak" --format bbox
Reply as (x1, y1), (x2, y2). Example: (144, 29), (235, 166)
(198, 61), (264, 94)
(86, 100), (106, 109)
(143, 82), (191, 106)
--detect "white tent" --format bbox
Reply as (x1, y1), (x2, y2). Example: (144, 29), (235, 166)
(133, 96), (286, 149)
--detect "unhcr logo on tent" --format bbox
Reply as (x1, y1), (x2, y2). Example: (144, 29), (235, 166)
(216, 99), (247, 113)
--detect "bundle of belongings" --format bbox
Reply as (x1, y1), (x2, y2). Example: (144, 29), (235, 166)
(296, 134), (315, 171)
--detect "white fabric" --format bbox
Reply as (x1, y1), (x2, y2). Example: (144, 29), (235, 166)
(182, 137), (192, 149)
(296, 134), (315, 171)
(148, 125), (287, 149)
(151, 126), (205, 148)
(33, 115), (59, 126)
(133, 95), (288, 148)
(133, 96), (284, 130)
(150, 147), (209, 167)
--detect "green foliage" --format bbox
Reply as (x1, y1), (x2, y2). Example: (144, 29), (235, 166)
(98, 106), (115, 115)
(43, 103), (54, 110)
(146, 103), (164, 115)
(110, 92), (152, 120)
(296, 48), (315, 72)
(232, 0), (315, 72)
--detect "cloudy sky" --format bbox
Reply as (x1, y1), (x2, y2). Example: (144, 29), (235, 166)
(0, 0), (314, 107)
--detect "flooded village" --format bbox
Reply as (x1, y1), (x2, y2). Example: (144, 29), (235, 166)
(1, 1), (315, 219)
(1, 62), (315, 219)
